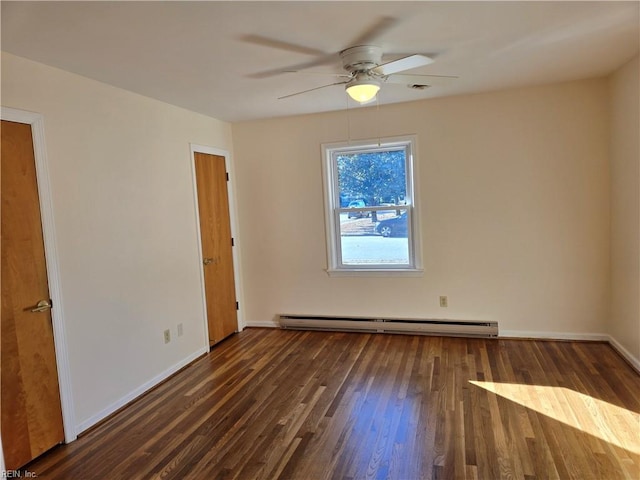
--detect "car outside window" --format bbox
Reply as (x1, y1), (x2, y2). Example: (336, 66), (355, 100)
(321, 135), (423, 276)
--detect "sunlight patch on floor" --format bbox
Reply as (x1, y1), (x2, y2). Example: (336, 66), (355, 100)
(470, 381), (640, 454)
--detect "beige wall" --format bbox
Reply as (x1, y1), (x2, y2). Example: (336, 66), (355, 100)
(233, 79), (611, 337)
(1, 53), (234, 429)
(609, 54), (640, 363)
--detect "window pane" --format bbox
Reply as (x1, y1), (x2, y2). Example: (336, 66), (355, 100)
(323, 136), (420, 274)
(336, 149), (407, 208)
(339, 209), (410, 265)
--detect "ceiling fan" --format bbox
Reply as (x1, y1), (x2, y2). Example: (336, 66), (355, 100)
(241, 17), (457, 104)
(278, 45), (457, 103)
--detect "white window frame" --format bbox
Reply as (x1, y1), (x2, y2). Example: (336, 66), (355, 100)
(321, 135), (423, 276)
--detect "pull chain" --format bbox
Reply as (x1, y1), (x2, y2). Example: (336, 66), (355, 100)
(346, 94), (351, 144)
(376, 93), (381, 147)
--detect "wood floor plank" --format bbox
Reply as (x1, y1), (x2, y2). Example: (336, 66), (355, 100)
(19, 328), (640, 479)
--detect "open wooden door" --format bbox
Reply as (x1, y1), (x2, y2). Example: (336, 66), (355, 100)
(194, 152), (238, 346)
(1, 120), (65, 469)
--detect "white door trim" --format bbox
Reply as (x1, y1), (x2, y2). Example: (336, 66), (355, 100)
(189, 144), (245, 350)
(1, 107), (78, 444)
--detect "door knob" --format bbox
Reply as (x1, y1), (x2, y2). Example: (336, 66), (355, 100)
(30, 299), (52, 313)
(203, 258), (214, 265)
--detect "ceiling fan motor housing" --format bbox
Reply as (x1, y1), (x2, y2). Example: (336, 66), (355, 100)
(340, 45), (383, 73)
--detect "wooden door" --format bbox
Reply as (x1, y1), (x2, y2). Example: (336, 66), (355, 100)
(1, 120), (64, 470)
(194, 152), (237, 346)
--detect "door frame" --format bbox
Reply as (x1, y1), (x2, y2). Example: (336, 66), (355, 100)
(1, 107), (77, 445)
(189, 144), (244, 349)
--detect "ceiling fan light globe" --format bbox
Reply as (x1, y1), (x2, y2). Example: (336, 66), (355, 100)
(346, 82), (380, 104)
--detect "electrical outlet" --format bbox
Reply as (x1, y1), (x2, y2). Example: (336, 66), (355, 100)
(439, 296), (448, 308)
(177, 323), (183, 337)
(164, 329), (171, 344)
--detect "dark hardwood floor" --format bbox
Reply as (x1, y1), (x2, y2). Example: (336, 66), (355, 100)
(23, 328), (640, 479)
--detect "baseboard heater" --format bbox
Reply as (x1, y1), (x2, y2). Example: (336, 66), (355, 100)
(279, 314), (498, 338)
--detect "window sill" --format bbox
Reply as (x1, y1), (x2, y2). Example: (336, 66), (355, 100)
(325, 268), (424, 278)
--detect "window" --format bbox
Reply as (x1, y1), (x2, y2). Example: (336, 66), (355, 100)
(322, 135), (422, 275)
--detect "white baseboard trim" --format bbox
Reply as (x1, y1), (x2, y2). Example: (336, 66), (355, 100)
(75, 347), (207, 435)
(499, 330), (610, 341)
(607, 335), (640, 373)
(245, 320), (279, 328)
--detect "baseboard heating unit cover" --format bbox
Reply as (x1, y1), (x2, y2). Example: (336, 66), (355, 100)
(279, 314), (498, 338)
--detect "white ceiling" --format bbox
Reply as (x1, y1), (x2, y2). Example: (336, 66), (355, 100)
(2, 1), (638, 123)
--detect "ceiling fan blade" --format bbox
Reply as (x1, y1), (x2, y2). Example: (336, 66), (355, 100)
(239, 34), (326, 56)
(371, 55), (434, 76)
(278, 82), (348, 100)
(384, 73), (458, 87)
(284, 70), (352, 78)
(348, 16), (400, 46)
(249, 54), (340, 79)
